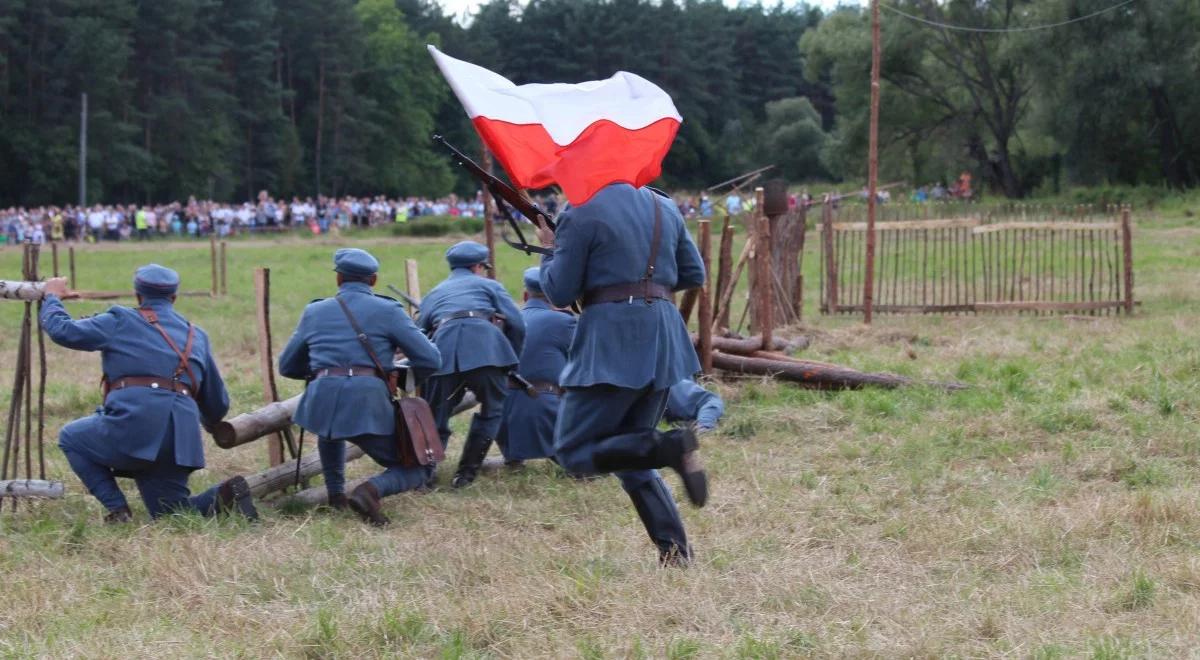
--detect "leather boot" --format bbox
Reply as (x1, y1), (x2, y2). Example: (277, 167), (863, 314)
(593, 428), (708, 507)
(348, 482), (389, 526)
(452, 431), (494, 488)
(326, 493), (348, 510)
(104, 506), (133, 524)
(216, 475), (259, 521)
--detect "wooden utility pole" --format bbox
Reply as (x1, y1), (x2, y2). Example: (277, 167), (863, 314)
(481, 149), (497, 279)
(863, 0), (882, 324)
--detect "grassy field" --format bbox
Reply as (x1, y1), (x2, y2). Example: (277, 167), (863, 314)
(0, 214), (1197, 658)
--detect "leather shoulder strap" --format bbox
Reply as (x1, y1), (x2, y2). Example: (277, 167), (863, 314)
(643, 189), (663, 283)
(137, 307), (199, 390)
(334, 296), (396, 396)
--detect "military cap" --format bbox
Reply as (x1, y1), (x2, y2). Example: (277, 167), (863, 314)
(445, 241), (491, 270)
(333, 248), (380, 277)
(523, 266), (543, 294)
(133, 264), (180, 297)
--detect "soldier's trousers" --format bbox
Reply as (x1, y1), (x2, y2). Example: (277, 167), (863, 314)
(59, 423), (222, 518)
(423, 366), (509, 448)
(553, 385), (689, 558)
(318, 434), (432, 498)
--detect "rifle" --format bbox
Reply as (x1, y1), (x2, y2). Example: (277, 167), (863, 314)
(386, 284), (421, 312)
(432, 134), (556, 257)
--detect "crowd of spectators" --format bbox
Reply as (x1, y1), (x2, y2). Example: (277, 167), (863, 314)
(0, 191), (493, 245)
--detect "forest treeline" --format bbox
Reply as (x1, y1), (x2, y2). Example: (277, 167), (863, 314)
(1, 0), (1197, 206)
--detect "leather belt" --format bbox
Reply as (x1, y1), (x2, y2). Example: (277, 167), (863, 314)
(438, 309), (494, 325)
(509, 378), (563, 396)
(582, 282), (672, 307)
(105, 376), (193, 399)
(312, 366), (383, 379)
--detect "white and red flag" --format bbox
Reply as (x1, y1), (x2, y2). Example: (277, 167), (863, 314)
(428, 45), (681, 206)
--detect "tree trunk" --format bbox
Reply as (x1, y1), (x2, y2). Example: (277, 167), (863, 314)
(1147, 85), (1196, 189)
(314, 57), (325, 195)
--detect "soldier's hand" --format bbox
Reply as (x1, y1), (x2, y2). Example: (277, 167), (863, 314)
(43, 277), (71, 299)
(535, 223), (555, 248)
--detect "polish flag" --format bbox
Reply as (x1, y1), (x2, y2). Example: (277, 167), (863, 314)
(428, 45), (681, 206)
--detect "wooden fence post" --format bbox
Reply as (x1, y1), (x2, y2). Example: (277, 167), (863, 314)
(219, 241), (228, 296)
(697, 218), (713, 375)
(1121, 205), (1134, 314)
(405, 259), (422, 308)
(209, 235), (217, 297)
(753, 187), (773, 349)
(254, 268), (286, 466)
(482, 150), (497, 280)
(51, 242), (59, 278)
(821, 196), (837, 313)
(68, 246), (76, 290)
(715, 215), (733, 330)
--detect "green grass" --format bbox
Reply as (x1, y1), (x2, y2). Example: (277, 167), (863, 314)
(0, 214), (1198, 656)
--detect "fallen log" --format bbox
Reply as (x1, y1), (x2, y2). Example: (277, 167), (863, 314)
(710, 351), (965, 391)
(212, 394), (302, 448)
(692, 333), (798, 355)
(0, 280), (46, 301)
(244, 445), (365, 497)
(0, 479), (65, 499)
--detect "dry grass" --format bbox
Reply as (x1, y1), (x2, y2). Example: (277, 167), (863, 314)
(0, 221), (1196, 657)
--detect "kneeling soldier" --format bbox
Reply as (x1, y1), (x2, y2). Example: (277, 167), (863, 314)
(495, 266), (576, 465)
(42, 266), (255, 523)
(279, 249), (442, 526)
(419, 241), (525, 487)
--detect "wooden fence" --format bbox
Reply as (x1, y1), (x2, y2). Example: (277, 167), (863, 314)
(819, 204), (1135, 315)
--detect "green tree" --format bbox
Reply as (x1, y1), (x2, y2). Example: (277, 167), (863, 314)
(760, 97), (828, 181)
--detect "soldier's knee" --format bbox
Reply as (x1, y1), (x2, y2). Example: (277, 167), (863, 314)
(554, 448), (591, 474)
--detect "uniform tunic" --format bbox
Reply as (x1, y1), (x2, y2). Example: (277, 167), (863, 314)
(496, 297), (576, 461)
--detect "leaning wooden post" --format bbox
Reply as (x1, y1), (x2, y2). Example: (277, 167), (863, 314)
(1121, 205), (1134, 314)
(68, 246), (76, 290)
(715, 215), (734, 329)
(697, 218), (714, 375)
(219, 241), (228, 296)
(254, 268), (286, 466)
(481, 149), (497, 280)
(405, 259), (422, 310)
(821, 196), (837, 313)
(209, 235), (218, 297)
(753, 187), (773, 350)
(51, 243), (59, 278)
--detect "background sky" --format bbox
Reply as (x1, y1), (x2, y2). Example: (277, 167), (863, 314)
(437, 0), (861, 24)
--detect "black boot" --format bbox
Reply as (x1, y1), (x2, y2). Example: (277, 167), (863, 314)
(452, 431), (494, 488)
(216, 476), (259, 521)
(104, 506), (133, 524)
(593, 428), (708, 507)
(348, 482), (389, 526)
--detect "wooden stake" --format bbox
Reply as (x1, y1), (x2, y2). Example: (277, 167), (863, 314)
(405, 259), (422, 309)
(51, 242), (59, 278)
(219, 241), (228, 296)
(1121, 206), (1134, 314)
(697, 218), (713, 375)
(863, 0), (882, 324)
(68, 246), (76, 290)
(254, 268), (285, 466)
(822, 197), (837, 313)
(209, 235), (218, 297)
(754, 187), (772, 349)
(715, 216), (734, 329)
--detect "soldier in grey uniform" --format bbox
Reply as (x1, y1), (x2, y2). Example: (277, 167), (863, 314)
(41, 265), (256, 523)
(536, 182), (709, 565)
(278, 248), (442, 525)
(418, 241), (524, 488)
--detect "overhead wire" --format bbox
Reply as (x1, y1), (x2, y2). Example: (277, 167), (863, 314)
(879, 0), (1138, 33)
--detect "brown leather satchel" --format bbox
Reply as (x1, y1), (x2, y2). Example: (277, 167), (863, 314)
(336, 297), (444, 468)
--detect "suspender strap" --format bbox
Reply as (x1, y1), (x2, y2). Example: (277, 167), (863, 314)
(642, 189), (663, 302)
(334, 296), (397, 397)
(137, 308), (199, 393)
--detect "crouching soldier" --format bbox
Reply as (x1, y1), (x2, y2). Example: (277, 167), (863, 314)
(665, 378), (725, 434)
(41, 266), (256, 523)
(495, 267), (576, 466)
(279, 248), (442, 526)
(419, 241), (524, 487)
